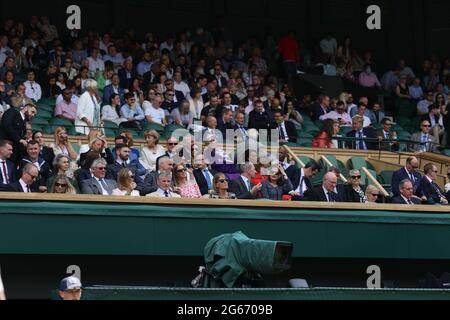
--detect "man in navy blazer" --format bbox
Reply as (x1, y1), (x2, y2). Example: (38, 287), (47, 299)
(346, 116), (377, 150)
(102, 74), (125, 105)
(118, 60), (137, 89)
(391, 180), (422, 204)
(193, 154), (217, 196)
(391, 156), (422, 197)
(415, 163), (449, 205)
(0, 163), (39, 193)
(217, 109), (234, 139)
(106, 144), (144, 184)
(0, 140), (18, 186)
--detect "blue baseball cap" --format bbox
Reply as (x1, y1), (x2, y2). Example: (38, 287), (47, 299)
(59, 276), (82, 291)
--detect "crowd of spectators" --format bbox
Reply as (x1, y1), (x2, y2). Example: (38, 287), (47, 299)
(0, 16), (448, 205)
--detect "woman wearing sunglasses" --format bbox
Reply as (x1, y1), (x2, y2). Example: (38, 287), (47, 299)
(50, 174), (77, 195)
(258, 165), (293, 201)
(365, 185), (380, 204)
(203, 173), (237, 200)
(112, 168), (140, 196)
(47, 154), (79, 193)
(344, 170), (367, 203)
(172, 164), (202, 198)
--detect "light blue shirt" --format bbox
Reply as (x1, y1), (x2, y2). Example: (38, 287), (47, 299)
(120, 104), (145, 121)
(137, 61), (152, 76)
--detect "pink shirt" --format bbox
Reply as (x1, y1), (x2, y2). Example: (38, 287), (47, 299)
(55, 100), (77, 121)
(359, 72), (381, 88)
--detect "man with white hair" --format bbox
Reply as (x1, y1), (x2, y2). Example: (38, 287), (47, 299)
(304, 172), (344, 202)
(75, 79), (101, 135)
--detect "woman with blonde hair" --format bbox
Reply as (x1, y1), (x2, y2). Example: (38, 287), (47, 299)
(365, 185), (380, 204)
(47, 155), (79, 193)
(49, 174), (77, 195)
(140, 130), (165, 172)
(49, 126), (78, 160)
(112, 168), (140, 196)
(78, 129), (114, 167)
(203, 173), (237, 199)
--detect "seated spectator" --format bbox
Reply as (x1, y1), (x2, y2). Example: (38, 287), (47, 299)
(229, 162), (262, 199)
(87, 48), (105, 78)
(416, 163), (449, 205)
(273, 110), (297, 144)
(188, 87), (204, 119)
(365, 185), (380, 204)
(19, 140), (52, 193)
(358, 64), (380, 88)
(75, 151), (101, 184)
(284, 100), (304, 126)
(312, 119), (341, 149)
(409, 77), (424, 101)
(344, 170), (367, 203)
(32, 130), (56, 169)
(106, 144), (144, 184)
(104, 45), (125, 72)
(47, 154), (79, 193)
(193, 154), (217, 196)
(391, 156), (422, 197)
(80, 158), (117, 195)
(0, 163), (39, 193)
(139, 156), (174, 196)
(171, 100), (194, 128)
(23, 69), (42, 102)
(146, 171), (180, 198)
(355, 104), (372, 128)
(117, 132), (141, 164)
(172, 164), (202, 198)
(49, 127), (78, 161)
(248, 99), (272, 131)
(140, 130), (165, 173)
(79, 131), (114, 167)
(445, 169), (450, 194)
(60, 58), (77, 80)
(203, 172), (237, 199)
(0, 140), (17, 186)
(102, 74), (125, 106)
(392, 179), (422, 205)
(234, 112), (249, 143)
(320, 101), (352, 126)
(112, 168), (140, 197)
(409, 120), (439, 153)
(417, 91), (435, 116)
(54, 89), (77, 123)
(304, 172), (344, 202)
(120, 93), (145, 129)
(287, 160), (320, 200)
(370, 103), (385, 125)
(309, 95), (330, 122)
(217, 109), (234, 139)
(421, 104), (445, 144)
(376, 118), (399, 152)
(144, 94), (167, 127)
(101, 93), (127, 126)
(49, 174), (77, 195)
(258, 165), (293, 201)
(346, 116), (377, 150)
(395, 75), (411, 100)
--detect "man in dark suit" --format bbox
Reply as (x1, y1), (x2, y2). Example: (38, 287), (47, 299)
(0, 163), (39, 193)
(234, 112), (249, 143)
(161, 89), (180, 114)
(137, 156), (174, 196)
(309, 95), (330, 121)
(391, 156), (422, 197)
(0, 103), (37, 164)
(248, 100), (274, 132)
(346, 116), (377, 150)
(392, 180), (422, 205)
(287, 160), (320, 200)
(118, 59), (137, 89)
(102, 74), (125, 105)
(273, 110), (298, 143)
(32, 131), (55, 171)
(229, 162), (262, 199)
(164, 79), (185, 103)
(421, 104), (445, 144)
(217, 109), (234, 139)
(415, 163), (449, 205)
(304, 172), (344, 202)
(0, 140), (18, 186)
(376, 118), (399, 152)
(80, 158), (117, 195)
(106, 144), (144, 184)
(193, 154), (217, 196)
(18, 140), (52, 193)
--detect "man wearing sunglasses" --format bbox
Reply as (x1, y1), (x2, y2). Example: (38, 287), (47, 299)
(80, 158), (117, 195)
(409, 120), (439, 153)
(416, 163), (449, 205)
(391, 156), (422, 197)
(0, 163), (38, 193)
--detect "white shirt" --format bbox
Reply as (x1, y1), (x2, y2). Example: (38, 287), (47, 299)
(19, 179), (30, 192)
(94, 177), (110, 195)
(24, 81), (42, 101)
(278, 122), (290, 142)
(87, 56), (105, 75)
(241, 175), (251, 191)
(174, 81), (190, 98)
(401, 195), (414, 205)
(445, 183), (450, 193)
(362, 116), (371, 128)
(147, 188), (181, 198)
(0, 160), (9, 184)
(294, 168), (308, 194)
(143, 102), (166, 125)
(102, 105), (127, 126)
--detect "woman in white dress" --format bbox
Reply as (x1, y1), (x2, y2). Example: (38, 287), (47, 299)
(139, 130), (165, 172)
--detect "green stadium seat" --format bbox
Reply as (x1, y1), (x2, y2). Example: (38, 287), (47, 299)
(379, 170), (394, 185)
(166, 124), (186, 132)
(31, 124), (43, 132)
(441, 149), (450, 157)
(32, 118), (49, 126)
(143, 123), (165, 133)
(103, 128), (118, 138)
(50, 118), (74, 128)
(36, 110), (54, 119)
(102, 121), (119, 130)
(348, 156), (367, 170)
(39, 98), (57, 106)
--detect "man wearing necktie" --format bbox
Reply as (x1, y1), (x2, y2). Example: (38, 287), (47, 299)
(193, 154), (217, 195)
(376, 118), (399, 151)
(0, 141), (16, 186)
(0, 163), (39, 193)
(416, 163), (449, 205)
(304, 172), (341, 202)
(147, 172), (181, 198)
(80, 158), (117, 195)
(392, 180), (422, 205)
(409, 120), (439, 153)
(273, 111), (298, 143)
(346, 116), (375, 150)
(234, 112), (249, 143)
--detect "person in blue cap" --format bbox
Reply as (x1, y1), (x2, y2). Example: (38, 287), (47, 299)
(58, 276), (82, 300)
